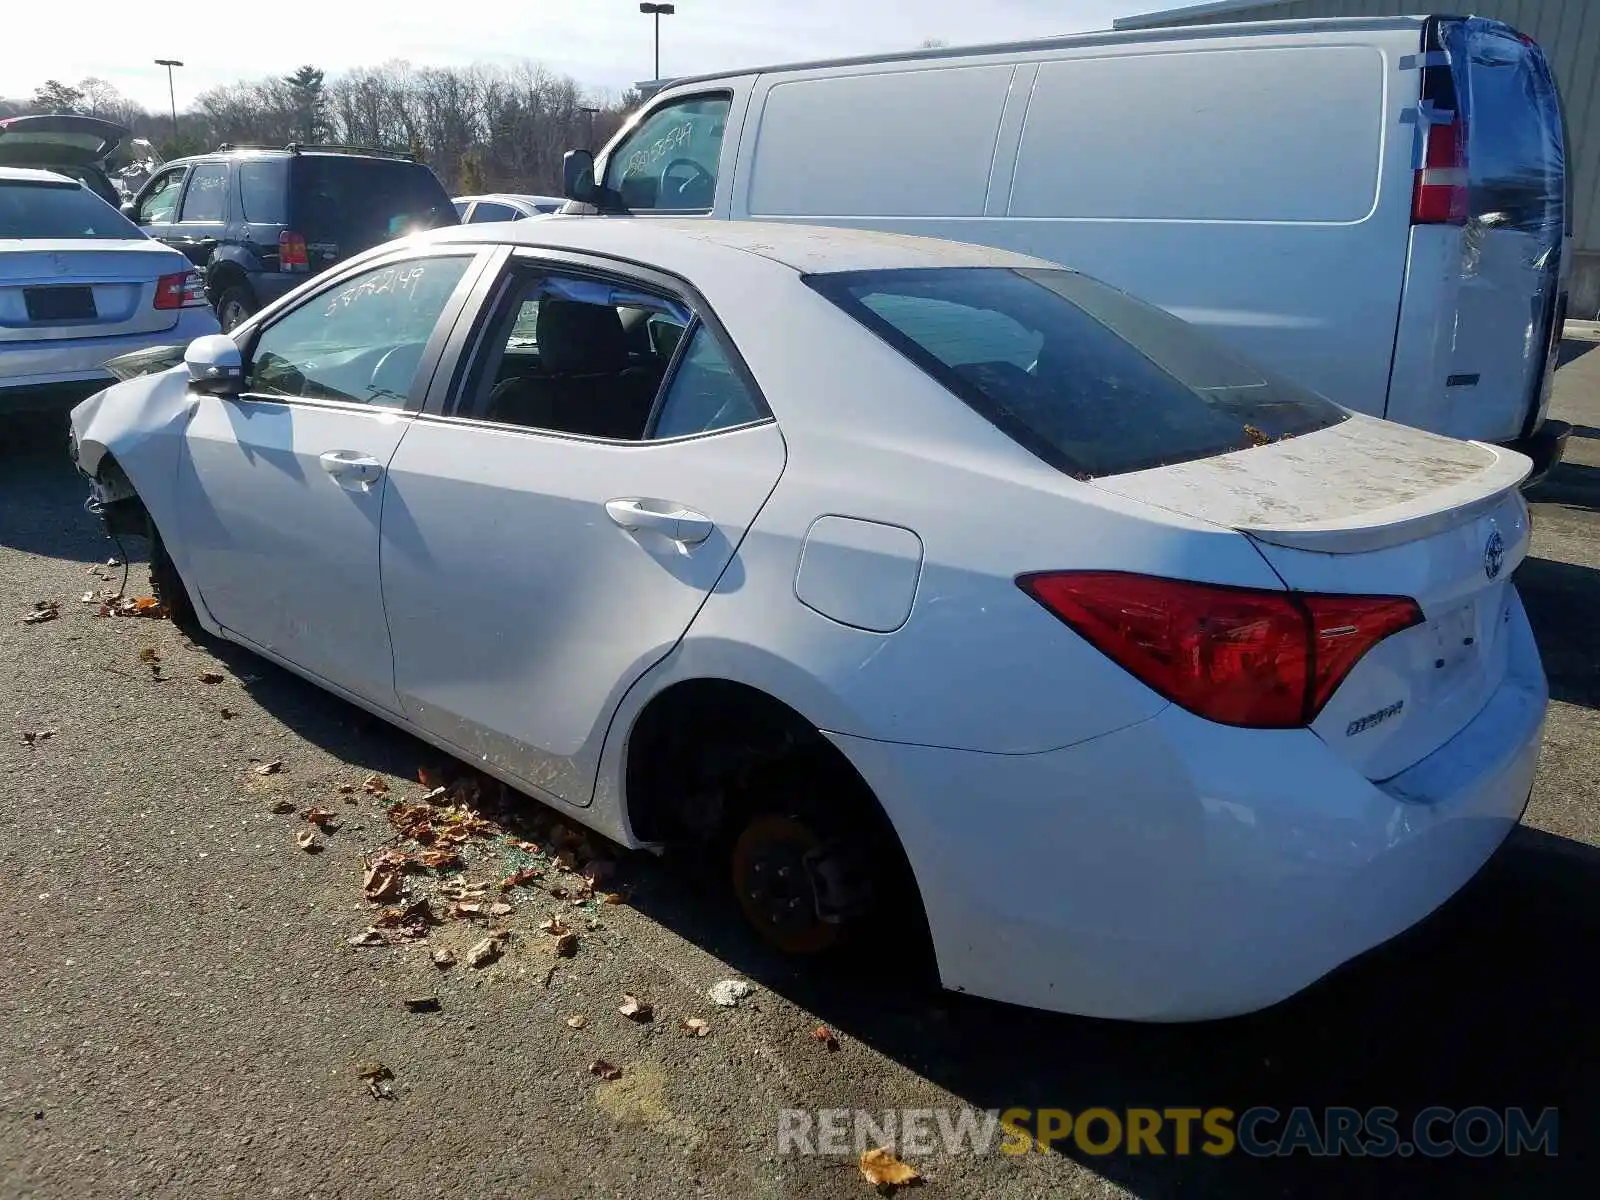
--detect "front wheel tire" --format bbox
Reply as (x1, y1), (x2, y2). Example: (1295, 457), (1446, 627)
(148, 523), (198, 634)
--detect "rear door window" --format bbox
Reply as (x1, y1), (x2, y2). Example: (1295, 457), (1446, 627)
(470, 201), (518, 223)
(239, 159), (288, 223)
(177, 163), (230, 222)
(806, 267), (1348, 479)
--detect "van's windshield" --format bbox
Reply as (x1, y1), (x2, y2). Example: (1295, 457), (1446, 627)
(805, 266), (1349, 480)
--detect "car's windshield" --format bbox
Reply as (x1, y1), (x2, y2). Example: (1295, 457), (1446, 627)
(0, 179), (141, 240)
(805, 266), (1349, 479)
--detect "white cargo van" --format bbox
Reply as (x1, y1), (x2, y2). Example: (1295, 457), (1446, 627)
(560, 14), (1571, 480)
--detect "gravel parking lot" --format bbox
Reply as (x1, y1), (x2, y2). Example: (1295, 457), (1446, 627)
(2, 348), (1597, 1200)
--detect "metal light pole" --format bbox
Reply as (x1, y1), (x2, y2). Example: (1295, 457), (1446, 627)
(154, 59), (183, 147)
(638, 3), (675, 83)
(579, 105), (600, 150)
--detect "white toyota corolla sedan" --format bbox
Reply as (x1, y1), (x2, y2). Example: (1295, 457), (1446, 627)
(68, 220), (1547, 1021)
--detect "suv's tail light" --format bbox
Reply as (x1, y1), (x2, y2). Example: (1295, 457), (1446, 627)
(279, 230), (309, 271)
(153, 269), (207, 310)
(1017, 572), (1423, 729)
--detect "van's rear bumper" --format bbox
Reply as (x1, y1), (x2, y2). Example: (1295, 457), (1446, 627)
(1503, 418), (1570, 487)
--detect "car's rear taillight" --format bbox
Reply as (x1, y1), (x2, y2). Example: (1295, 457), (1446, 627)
(1017, 572), (1423, 729)
(153, 269), (206, 310)
(279, 230), (309, 271)
(1412, 26), (1469, 226)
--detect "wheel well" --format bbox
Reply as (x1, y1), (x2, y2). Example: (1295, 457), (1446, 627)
(207, 262), (248, 305)
(624, 679), (869, 844)
(91, 453), (150, 539)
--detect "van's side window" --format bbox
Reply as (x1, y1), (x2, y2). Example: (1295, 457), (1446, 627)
(604, 94), (731, 213)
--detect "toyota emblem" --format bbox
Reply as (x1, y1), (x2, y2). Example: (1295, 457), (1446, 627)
(1484, 530), (1505, 580)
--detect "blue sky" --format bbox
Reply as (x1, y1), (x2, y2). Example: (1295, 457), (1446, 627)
(10, 0), (1145, 111)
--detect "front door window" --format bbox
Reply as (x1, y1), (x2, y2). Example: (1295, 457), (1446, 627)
(604, 94), (731, 212)
(136, 168), (187, 226)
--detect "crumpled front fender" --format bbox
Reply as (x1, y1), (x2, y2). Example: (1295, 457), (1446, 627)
(69, 365), (195, 537)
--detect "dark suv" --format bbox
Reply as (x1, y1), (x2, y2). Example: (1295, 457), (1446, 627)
(122, 143), (458, 330)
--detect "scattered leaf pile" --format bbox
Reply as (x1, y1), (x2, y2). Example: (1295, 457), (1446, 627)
(21, 600), (61, 625)
(860, 1147), (921, 1192)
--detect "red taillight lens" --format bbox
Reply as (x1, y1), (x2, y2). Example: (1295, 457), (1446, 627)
(1412, 115), (1468, 225)
(153, 269), (206, 310)
(279, 230), (309, 271)
(1017, 572), (1423, 729)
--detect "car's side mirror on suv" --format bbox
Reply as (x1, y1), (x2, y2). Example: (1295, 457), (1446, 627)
(120, 200), (139, 221)
(185, 334), (245, 397)
(562, 150), (603, 207)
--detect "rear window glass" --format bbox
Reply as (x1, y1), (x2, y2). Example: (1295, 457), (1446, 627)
(0, 180), (141, 240)
(290, 156), (456, 242)
(239, 159), (288, 223)
(805, 267), (1348, 479)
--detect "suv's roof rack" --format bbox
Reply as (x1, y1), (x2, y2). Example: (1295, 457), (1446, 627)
(211, 141), (417, 161)
(284, 141), (417, 161)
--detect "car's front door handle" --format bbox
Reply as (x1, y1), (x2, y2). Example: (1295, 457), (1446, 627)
(605, 498), (712, 545)
(319, 450), (384, 489)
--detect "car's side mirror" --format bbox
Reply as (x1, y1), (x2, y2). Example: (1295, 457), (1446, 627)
(563, 149), (602, 206)
(185, 334), (245, 397)
(120, 201), (140, 221)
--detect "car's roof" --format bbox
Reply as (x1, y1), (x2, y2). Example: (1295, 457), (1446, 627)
(0, 165), (78, 186)
(419, 218), (1059, 276)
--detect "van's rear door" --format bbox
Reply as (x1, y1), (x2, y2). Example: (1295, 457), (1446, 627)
(1385, 17), (1567, 444)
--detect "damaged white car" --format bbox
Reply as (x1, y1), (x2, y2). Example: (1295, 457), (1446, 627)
(69, 219), (1547, 1020)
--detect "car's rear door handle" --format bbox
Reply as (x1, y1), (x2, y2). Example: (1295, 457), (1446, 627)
(319, 450), (384, 489)
(605, 498), (712, 545)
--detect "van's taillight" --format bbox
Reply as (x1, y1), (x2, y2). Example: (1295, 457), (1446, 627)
(1017, 572), (1423, 729)
(153, 269), (206, 310)
(1412, 114), (1469, 225)
(279, 231), (309, 271)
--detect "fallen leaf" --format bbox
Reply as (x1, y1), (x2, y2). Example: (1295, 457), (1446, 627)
(131, 596), (162, 615)
(106, 557), (123, 568)
(553, 932), (578, 957)
(295, 827), (319, 852)
(138, 646), (160, 664)
(403, 995), (441, 1013)
(566, 1015), (587, 1029)
(419, 786), (449, 804)
(500, 867), (542, 891)
(199, 671), (224, 684)
(347, 928), (386, 946)
(512, 840), (542, 854)
(254, 760), (283, 776)
(80, 591), (95, 604)
(270, 800), (297, 815)
(812, 1025), (840, 1052)
(418, 848), (463, 871)
(618, 994), (653, 1022)
(336, 783), (356, 795)
(597, 891), (624, 906)
(452, 901), (486, 919)
(356, 1061), (395, 1101)
(22, 600), (61, 625)
(375, 898), (433, 928)
(860, 1148), (920, 1191)
(466, 933), (506, 968)
(487, 901), (512, 916)
(681, 1017), (710, 1038)
(431, 947), (456, 969)
(300, 806), (339, 829)
(588, 1060), (622, 1081)
(709, 979), (754, 1007)
(362, 773), (390, 795)
(363, 864), (403, 903)
(539, 916), (571, 937)
(220, 708), (236, 720)
(553, 849), (578, 872)
(21, 728), (56, 746)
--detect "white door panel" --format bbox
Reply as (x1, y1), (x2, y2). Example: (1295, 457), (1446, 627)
(382, 419), (786, 805)
(175, 398), (412, 706)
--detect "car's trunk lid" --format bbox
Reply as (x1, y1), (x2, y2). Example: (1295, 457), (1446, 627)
(0, 114), (126, 167)
(1091, 414), (1532, 779)
(0, 240), (188, 341)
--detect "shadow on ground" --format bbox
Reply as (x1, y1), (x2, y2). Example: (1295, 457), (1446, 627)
(1517, 555), (1600, 709)
(0, 410), (119, 564)
(1555, 338), (1598, 369)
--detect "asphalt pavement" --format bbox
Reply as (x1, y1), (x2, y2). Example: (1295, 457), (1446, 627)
(1, 350), (1598, 1199)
